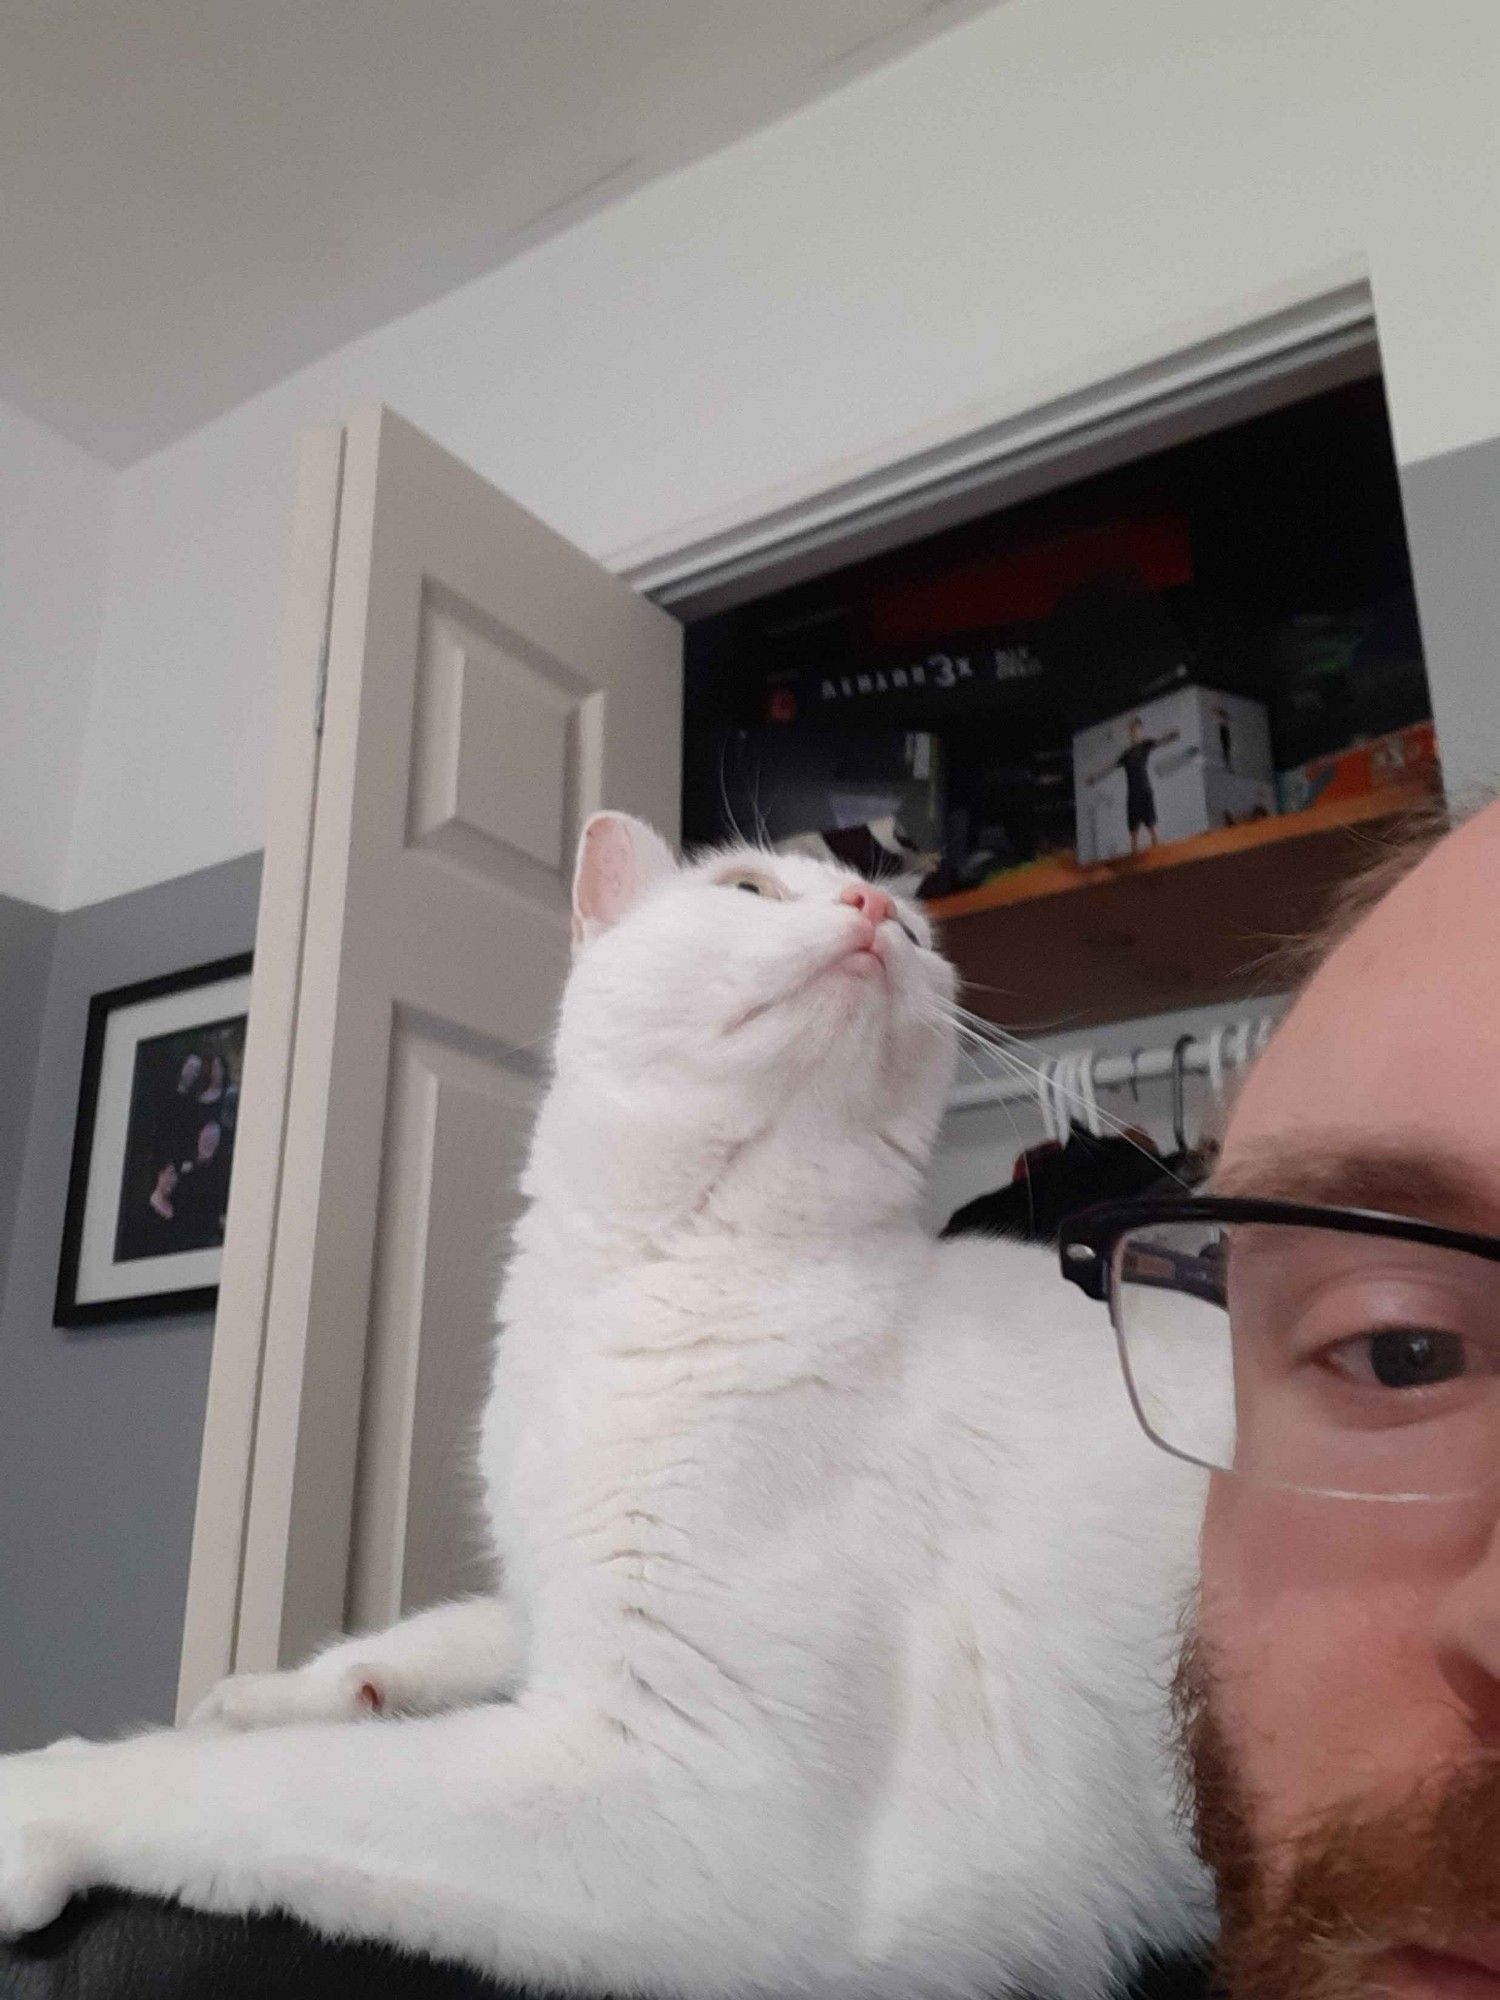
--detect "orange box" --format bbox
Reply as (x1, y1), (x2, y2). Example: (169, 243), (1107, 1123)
(1278, 720), (1438, 813)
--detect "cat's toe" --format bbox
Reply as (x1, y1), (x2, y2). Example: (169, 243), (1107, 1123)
(0, 1822), (81, 1936)
(189, 1666), (386, 1732)
(188, 1672), (264, 1731)
(189, 1669), (317, 1731)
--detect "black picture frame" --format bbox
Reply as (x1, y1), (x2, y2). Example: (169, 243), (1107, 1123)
(54, 952), (253, 1328)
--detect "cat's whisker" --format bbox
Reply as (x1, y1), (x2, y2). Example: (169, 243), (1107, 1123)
(947, 1033), (1197, 1191)
(935, 1018), (1016, 1069)
(937, 1011), (1102, 1102)
(952, 1032), (1014, 1079)
(947, 977), (1019, 999)
(716, 736), (748, 849)
(950, 1041), (992, 1084)
(946, 1004), (1035, 1052)
(958, 1016), (1044, 1060)
(748, 762), (773, 853)
(970, 1047), (1030, 1190)
(950, 989), (1096, 1037)
(946, 1009), (1075, 1082)
(945, 988), (1092, 1042)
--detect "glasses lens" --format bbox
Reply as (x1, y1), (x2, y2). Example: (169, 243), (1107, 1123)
(1112, 1219), (1500, 1499)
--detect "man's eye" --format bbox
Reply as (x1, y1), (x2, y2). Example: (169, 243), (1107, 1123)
(1328, 1327), (1471, 1389)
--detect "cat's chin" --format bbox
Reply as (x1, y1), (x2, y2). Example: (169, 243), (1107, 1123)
(726, 947), (892, 1035)
(837, 945), (886, 977)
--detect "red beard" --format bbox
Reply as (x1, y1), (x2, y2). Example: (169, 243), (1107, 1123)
(1178, 1637), (1500, 1998)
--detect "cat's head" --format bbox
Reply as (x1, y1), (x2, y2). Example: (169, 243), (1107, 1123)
(555, 812), (958, 1146)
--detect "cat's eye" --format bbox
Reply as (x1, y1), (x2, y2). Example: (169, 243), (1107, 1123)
(718, 870), (786, 899)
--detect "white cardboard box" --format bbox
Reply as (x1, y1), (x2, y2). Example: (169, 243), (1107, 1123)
(1073, 684), (1276, 864)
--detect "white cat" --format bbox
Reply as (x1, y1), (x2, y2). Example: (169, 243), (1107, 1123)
(0, 814), (1211, 1996)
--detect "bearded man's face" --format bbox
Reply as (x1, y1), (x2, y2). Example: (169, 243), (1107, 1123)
(1181, 1633), (1500, 1998)
(1189, 801), (1500, 1999)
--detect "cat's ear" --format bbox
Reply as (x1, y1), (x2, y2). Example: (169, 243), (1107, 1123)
(571, 812), (677, 944)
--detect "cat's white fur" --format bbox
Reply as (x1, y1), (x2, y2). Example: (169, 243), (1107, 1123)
(0, 814), (1211, 1996)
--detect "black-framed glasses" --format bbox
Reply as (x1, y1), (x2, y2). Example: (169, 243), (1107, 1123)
(1059, 1196), (1500, 1501)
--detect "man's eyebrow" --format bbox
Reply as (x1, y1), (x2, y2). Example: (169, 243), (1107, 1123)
(1209, 1141), (1495, 1231)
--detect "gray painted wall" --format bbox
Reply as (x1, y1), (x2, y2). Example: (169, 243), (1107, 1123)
(1400, 433), (1500, 801)
(0, 853), (261, 1752)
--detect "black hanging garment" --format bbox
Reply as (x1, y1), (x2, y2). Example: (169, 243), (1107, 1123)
(942, 1126), (1173, 1244)
(946, 1030), (1221, 1246)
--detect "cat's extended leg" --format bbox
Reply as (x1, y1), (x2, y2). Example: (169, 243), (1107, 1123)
(189, 1596), (524, 1732)
(0, 1701), (838, 1991)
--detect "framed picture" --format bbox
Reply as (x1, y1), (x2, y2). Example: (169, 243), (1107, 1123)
(55, 953), (253, 1327)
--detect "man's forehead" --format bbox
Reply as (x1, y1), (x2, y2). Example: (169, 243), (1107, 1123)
(1221, 798), (1500, 1228)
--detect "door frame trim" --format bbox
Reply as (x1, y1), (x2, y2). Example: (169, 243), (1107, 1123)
(619, 276), (1376, 617)
(176, 427), (346, 1719)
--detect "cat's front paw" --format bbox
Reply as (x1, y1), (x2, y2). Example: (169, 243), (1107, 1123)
(0, 1819), (84, 1936)
(190, 1663), (387, 1733)
(0, 1751), (101, 1936)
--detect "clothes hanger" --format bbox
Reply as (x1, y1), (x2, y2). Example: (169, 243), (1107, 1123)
(1118, 1045), (1160, 1153)
(1170, 1034), (1194, 1159)
(1051, 1054), (1073, 1146)
(1050, 1050), (1078, 1143)
(1036, 1054), (1062, 1145)
(1078, 1048), (1104, 1138)
(1230, 1017), (1252, 1079)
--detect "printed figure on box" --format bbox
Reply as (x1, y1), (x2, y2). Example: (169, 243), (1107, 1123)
(1080, 715), (1182, 855)
(1073, 684), (1276, 864)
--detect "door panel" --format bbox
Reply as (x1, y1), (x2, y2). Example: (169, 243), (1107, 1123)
(181, 407), (681, 1709)
(350, 1011), (543, 1629)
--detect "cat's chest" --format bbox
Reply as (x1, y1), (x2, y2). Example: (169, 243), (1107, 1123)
(631, 1246), (877, 1329)
(495, 1240), (911, 1477)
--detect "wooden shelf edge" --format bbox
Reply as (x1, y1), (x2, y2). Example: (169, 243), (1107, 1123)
(926, 779), (1440, 924)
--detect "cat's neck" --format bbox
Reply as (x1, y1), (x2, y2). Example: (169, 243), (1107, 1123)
(526, 1069), (928, 1245)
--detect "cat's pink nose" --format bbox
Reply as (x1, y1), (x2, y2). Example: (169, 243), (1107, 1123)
(839, 882), (893, 929)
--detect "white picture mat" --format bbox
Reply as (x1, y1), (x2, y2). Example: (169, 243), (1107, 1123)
(74, 972), (251, 1305)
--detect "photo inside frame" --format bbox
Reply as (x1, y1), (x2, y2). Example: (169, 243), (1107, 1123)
(113, 1012), (245, 1264)
(60, 961), (251, 1320)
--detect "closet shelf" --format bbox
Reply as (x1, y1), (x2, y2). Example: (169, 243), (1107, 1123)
(929, 780), (1438, 1032)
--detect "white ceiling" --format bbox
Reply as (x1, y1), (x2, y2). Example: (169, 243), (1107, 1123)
(3, 0), (997, 465)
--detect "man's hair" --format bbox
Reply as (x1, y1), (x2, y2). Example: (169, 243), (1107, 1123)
(1289, 791), (1455, 980)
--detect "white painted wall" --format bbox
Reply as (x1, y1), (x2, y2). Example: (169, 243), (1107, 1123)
(0, 400), (112, 907)
(57, 0), (1500, 907)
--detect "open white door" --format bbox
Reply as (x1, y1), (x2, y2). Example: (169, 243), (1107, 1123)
(178, 407), (681, 1715)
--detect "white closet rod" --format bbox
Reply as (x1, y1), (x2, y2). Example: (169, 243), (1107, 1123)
(948, 1010), (1282, 1114)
